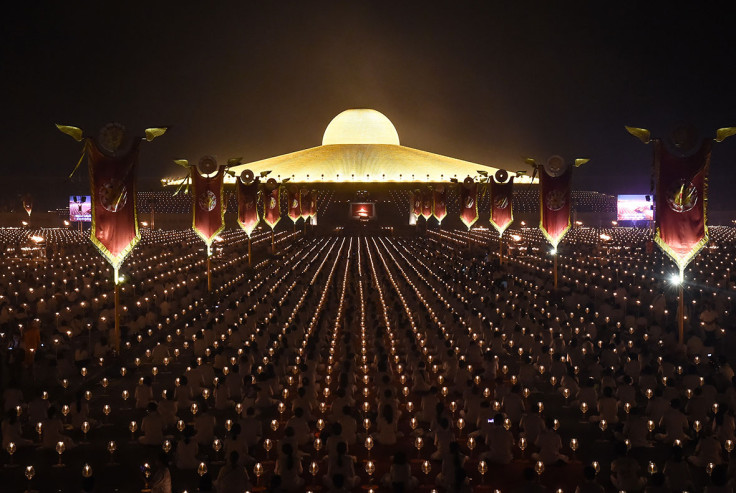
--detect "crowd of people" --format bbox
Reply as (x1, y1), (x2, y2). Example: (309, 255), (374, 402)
(0, 225), (735, 492)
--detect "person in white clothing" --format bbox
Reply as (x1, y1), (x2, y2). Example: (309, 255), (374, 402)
(150, 452), (172, 493)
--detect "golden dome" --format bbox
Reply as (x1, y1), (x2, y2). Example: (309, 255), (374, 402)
(322, 109), (400, 146)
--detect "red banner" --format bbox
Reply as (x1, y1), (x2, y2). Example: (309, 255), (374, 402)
(88, 138), (140, 269)
(263, 186), (281, 229)
(191, 166), (225, 245)
(654, 139), (710, 271)
(300, 190), (311, 219)
(22, 194), (32, 216)
(421, 189), (432, 220)
(539, 166), (571, 247)
(459, 183), (479, 229)
(432, 186), (447, 223)
(237, 179), (260, 237)
(490, 177), (514, 235)
(306, 191), (317, 217)
(287, 187), (301, 223)
(412, 191), (422, 217)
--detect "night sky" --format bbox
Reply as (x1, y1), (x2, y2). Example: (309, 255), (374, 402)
(2, 1), (736, 208)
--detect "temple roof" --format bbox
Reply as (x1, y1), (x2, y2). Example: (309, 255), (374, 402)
(164, 109), (534, 185)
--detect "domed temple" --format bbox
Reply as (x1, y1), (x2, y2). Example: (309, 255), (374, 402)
(157, 109), (541, 231)
(223, 109), (533, 184)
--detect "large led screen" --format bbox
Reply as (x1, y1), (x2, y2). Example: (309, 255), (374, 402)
(69, 195), (92, 222)
(350, 202), (375, 219)
(617, 195), (653, 221)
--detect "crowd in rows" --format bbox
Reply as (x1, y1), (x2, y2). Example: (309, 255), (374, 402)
(0, 226), (735, 492)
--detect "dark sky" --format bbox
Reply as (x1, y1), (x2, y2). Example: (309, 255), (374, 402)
(2, 1), (736, 207)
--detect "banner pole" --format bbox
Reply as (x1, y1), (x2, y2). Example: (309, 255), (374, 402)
(248, 235), (252, 267)
(271, 229), (275, 254)
(114, 266), (120, 354)
(499, 235), (504, 265)
(553, 251), (558, 290)
(206, 244), (212, 293)
(678, 270), (685, 344)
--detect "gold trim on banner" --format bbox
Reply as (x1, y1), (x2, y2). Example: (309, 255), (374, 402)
(237, 214), (260, 237)
(490, 182), (514, 236)
(653, 144), (710, 273)
(192, 168), (226, 247)
(432, 198), (447, 223)
(288, 189), (302, 224)
(491, 210), (514, 237)
(654, 226), (709, 274)
(89, 156), (140, 270)
(431, 187), (446, 223)
(263, 186), (282, 230)
(539, 187), (570, 249)
(460, 187), (479, 231)
(237, 190), (261, 238)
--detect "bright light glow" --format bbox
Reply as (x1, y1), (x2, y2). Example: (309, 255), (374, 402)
(670, 273), (683, 285)
(617, 195), (653, 221)
(550, 248), (557, 255)
(30, 235), (44, 243)
(322, 109), (400, 146)
(69, 196), (92, 222)
(511, 235), (522, 242)
(214, 109), (537, 184)
(599, 234), (611, 241)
